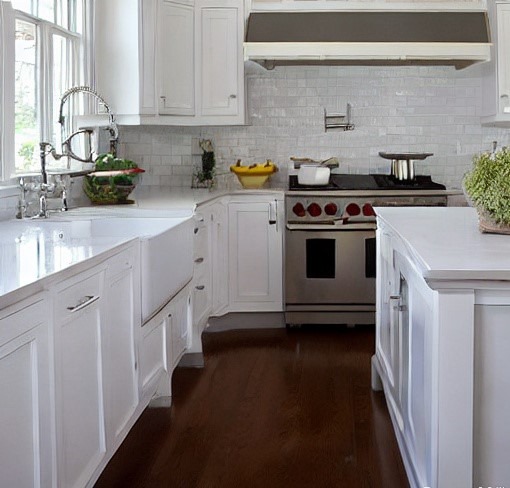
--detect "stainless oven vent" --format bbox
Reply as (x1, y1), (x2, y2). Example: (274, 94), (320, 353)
(244, 11), (491, 70)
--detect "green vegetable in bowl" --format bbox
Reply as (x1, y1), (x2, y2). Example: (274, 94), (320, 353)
(83, 153), (143, 204)
(94, 153), (139, 170)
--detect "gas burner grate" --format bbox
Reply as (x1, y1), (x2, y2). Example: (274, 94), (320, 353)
(288, 174), (446, 191)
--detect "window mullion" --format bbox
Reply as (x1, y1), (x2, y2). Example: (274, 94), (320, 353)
(39, 22), (53, 143)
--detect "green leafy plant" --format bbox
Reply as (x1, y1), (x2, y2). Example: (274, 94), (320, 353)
(464, 148), (510, 225)
(199, 139), (215, 181)
(83, 153), (143, 204)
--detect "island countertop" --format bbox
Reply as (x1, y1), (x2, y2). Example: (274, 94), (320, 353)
(376, 206), (510, 284)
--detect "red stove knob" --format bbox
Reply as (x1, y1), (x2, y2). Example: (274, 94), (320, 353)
(362, 203), (376, 217)
(324, 203), (338, 216)
(292, 202), (306, 217)
(346, 203), (361, 216)
(307, 203), (322, 217)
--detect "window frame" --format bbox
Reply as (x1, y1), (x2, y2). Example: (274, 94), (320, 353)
(1, 0), (92, 182)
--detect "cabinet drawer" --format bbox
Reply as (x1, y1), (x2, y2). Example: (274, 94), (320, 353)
(55, 271), (103, 322)
(0, 296), (47, 346)
(107, 247), (136, 278)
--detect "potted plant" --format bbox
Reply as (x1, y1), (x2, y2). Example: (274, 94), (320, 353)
(192, 139), (215, 188)
(463, 147), (510, 234)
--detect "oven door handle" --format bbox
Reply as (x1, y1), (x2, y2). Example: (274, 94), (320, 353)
(286, 222), (376, 231)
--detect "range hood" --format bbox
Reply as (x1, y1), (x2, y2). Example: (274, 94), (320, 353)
(244, 11), (491, 69)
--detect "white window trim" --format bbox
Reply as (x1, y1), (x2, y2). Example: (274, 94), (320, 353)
(0, 0), (93, 183)
(0, 1), (16, 184)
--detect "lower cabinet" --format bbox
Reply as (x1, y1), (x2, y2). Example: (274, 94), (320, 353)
(0, 295), (53, 488)
(54, 269), (106, 488)
(227, 195), (284, 312)
(139, 282), (192, 398)
(140, 308), (170, 394)
(102, 248), (140, 451)
(375, 234), (436, 488)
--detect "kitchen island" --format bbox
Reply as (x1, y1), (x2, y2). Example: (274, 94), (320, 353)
(373, 207), (510, 488)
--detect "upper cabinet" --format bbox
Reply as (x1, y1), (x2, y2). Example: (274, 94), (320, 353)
(157, 0), (245, 125)
(94, 0), (158, 123)
(158, 1), (195, 116)
(482, 1), (510, 126)
(94, 0), (245, 126)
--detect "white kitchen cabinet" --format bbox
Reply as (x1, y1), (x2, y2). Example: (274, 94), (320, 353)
(94, 0), (245, 125)
(374, 227), (448, 488)
(102, 246), (140, 452)
(482, 0), (510, 126)
(0, 295), (53, 488)
(53, 269), (106, 488)
(94, 0), (158, 122)
(169, 284), (192, 368)
(156, 0), (245, 125)
(139, 306), (170, 395)
(198, 0), (243, 118)
(192, 209), (213, 338)
(139, 281), (191, 401)
(158, 1), (195, 116)
(227, 195), (284, 312)
(210, 200), (229, 316)
(372, 208), (510, 488)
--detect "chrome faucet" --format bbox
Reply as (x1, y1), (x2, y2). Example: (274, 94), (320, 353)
(54, 86), (119, 160)
(22, 86), (119, 218)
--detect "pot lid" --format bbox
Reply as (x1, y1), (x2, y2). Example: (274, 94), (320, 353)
(379, 152), (434, 161)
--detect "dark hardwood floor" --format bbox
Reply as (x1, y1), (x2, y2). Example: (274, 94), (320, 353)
(95, 326), (409, 488)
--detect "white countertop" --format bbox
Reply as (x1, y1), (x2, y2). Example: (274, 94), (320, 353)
(0, 187), (284, 310)
(376, 207), (510, 283)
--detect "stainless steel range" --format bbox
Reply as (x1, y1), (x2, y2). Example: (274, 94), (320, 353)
(285, 173), (447, 326)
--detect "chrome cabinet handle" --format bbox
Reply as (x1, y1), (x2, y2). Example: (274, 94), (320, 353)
(269, 199), (277, 226)
(195, 285), (205, 291)
(229, 94), (237, 99)
(194, 257), (204, 264)
(67, 295), (100, 313)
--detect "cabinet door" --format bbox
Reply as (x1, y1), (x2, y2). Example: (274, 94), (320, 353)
(394, 256), (435, 488)
(140, 312), (169, 393)
(54, 271), (106, 488)
(170, 286), (191, 368)
(198, 0), (243, 117)
(228, 200), (283, 311)
(140, 0), (158, 114)
(158, 1), (195, 115)
(0, 298), (53, 488)
(497, 3), (510, 115)
(211, 201), (229, 316)
(375, 229), (401, 417)
(103, 252), (139, 450)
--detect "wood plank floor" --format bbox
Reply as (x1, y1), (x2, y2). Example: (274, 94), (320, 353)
(95, 326), (409, 488)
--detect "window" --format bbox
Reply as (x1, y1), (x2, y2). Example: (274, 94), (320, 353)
(12, 0), (87, 174)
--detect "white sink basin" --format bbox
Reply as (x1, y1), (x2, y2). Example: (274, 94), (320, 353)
(1, 214), (194, 322)
(87, 217), (194, 322)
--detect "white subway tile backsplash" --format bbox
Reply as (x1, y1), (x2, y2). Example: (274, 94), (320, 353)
(118, 65), (510, 190)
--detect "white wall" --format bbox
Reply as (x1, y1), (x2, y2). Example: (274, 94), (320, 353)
(119, 64), (510, 189)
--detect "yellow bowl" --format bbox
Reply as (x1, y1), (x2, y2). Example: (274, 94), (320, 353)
(235, 174), (272, 189)
(230, 162), (277, 189)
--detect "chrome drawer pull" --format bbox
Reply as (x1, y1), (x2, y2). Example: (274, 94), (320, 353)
(195, 285), (205, 291)
(194, 257), (204, 264)
(67, 295), (100, 313)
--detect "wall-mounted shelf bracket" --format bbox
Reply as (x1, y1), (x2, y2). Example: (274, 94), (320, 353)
(324, 103), (355, 132)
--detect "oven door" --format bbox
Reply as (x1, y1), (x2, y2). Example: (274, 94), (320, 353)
(285, 223), (376, 306)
